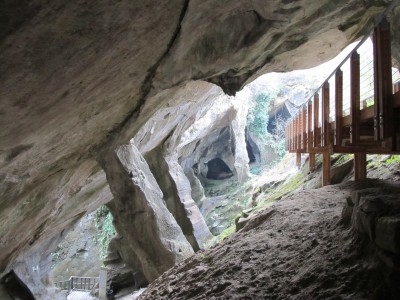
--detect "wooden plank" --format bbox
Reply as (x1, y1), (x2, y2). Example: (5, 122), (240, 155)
(308, 100), (313, 152)
(354, 153), (367, 180)
(350, 51), (360, 144)
(322, 151), (331, 186)
(322, 82), (330, 147)
(289, 119), (293, 151)
(298, 110), (302, 150)
(313, 94), (320, 148)
(309, 153), (316, 172)
(373, 19), (393, 141)
(304, 109), (307, 148)
(335, 70), (343, 146)
(394, 91), (400, 108)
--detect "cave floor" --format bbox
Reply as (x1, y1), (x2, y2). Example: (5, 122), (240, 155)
(138, 180), (398, 300)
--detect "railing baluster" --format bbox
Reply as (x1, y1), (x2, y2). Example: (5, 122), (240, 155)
(350, 51), (361, 144)
(313, 94), (320, 148)
(373, 18), (393, 143)
(335, 69), (343, 146)
(322, 82), (330, 147)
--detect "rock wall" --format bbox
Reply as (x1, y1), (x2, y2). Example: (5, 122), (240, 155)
(100, 144), (194, 282)
(0, 0), (396, 295)
(342, 181), (400, 298)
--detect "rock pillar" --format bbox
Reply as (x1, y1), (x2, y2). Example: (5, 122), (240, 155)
(100, 144), (193, 282)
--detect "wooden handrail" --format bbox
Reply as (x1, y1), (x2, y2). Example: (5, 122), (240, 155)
(285, 13), (400, 186)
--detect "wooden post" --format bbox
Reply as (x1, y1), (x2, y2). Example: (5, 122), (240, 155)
(99, 268), (107, 300)
(302, 105), (307, 150)
(296, 152), (301, 168)
(307, 100), (315, 171)
(309, 153), (316, 172)
(373, 18), (393, 141)
(294, 115), (298, 151)
(322, 151), (331, 186)
(350, 51), (360, 144)
(322, 82), (330, 147)
(335, 69), (343, 146)
(307, 100), (313, 152)
(313, 94), (320, 148)
(297, 113), (302, 150)
(354, 153), (367, 180)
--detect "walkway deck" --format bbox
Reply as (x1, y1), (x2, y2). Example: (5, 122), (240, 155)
(285, 17), (400, 186)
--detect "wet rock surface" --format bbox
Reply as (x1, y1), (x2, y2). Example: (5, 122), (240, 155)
(140, 180), (400, 300)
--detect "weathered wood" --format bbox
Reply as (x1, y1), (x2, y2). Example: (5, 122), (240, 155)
(308, 100), (313, 152)
(350, 51), (360, 144)
(309, 153), (315, 172)
(298, 110), (302, 150)
(296, 152), (301, 168)
(354, 153), (367, 180)
(313, 94), (320, 148)
(373, 18), (393, 141)
(322, 151), (331, 186)
(335, 69), (343, 146)
(303, 105), (307, 150)
(322, 82), (330, 147)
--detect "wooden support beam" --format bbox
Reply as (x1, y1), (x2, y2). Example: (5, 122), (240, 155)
(309, 153), (315, 172)
(302, 105), (307, 150)
(308, 100), (313, 152)
(373, 18), (393, 141)
(296, 152), (301, 168)
(350, 51), (360, 144)
(335, 69), (343, 146)
(322, 151), (331, 186)
(294, 115), (298, 151)
(313, 94), (320, 148)
(298, 113), (302, 150)
(354, 153), (367, 180)
(322, 82), (330, 147)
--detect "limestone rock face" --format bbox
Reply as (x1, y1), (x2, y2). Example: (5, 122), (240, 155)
(100, 144), (194, 282)
(0, 0), (395, 293)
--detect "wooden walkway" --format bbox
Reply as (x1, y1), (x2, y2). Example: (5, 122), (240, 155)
(285, 18), (400, 186)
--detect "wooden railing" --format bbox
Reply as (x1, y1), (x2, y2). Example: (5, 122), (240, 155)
(54, 276), (99, 292)
(285, 16), (400, 186)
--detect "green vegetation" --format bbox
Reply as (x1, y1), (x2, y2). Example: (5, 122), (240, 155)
(247, 92), (273, 139)
(94, 206), (116, 261)
(218, 224), (236, 241)
(256, 171), (305, 208)
(386, 155), (400, 163)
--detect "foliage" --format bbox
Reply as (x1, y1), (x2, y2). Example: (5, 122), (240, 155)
(218, 224), (236, 241)
(386, 155), (400, 163)
(247, 92), (273, 141)
(94, 206), (116, 261)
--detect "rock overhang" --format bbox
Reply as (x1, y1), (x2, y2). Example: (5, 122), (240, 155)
(0, 0), (397, 290)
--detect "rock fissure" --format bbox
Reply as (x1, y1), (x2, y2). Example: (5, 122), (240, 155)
(100, 0), (191, 149)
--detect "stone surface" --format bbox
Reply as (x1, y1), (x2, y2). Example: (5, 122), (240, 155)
(375, 215), (400, 254)
(0, 0), (397, 294)
(139, 180), (400, 300)
(100, 144), (194, 282)
(51, 213), (101, 283)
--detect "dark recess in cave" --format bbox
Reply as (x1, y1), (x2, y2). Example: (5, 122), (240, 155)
(206, 158), (233, 180)
(246, 140), (256, 163)
(1, 271), (35, 300)
(245, 131), (260, 164)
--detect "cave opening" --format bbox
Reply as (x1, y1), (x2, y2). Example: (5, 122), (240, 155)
(1, 271), (35, 300)
(206, 158), (233, 180)
(246, 139), (256, 163)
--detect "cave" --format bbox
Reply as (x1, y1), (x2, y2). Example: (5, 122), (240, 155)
(1, 1), (400, 299)
(206, 158), (233, 180)
(0, 272), (35, 300)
